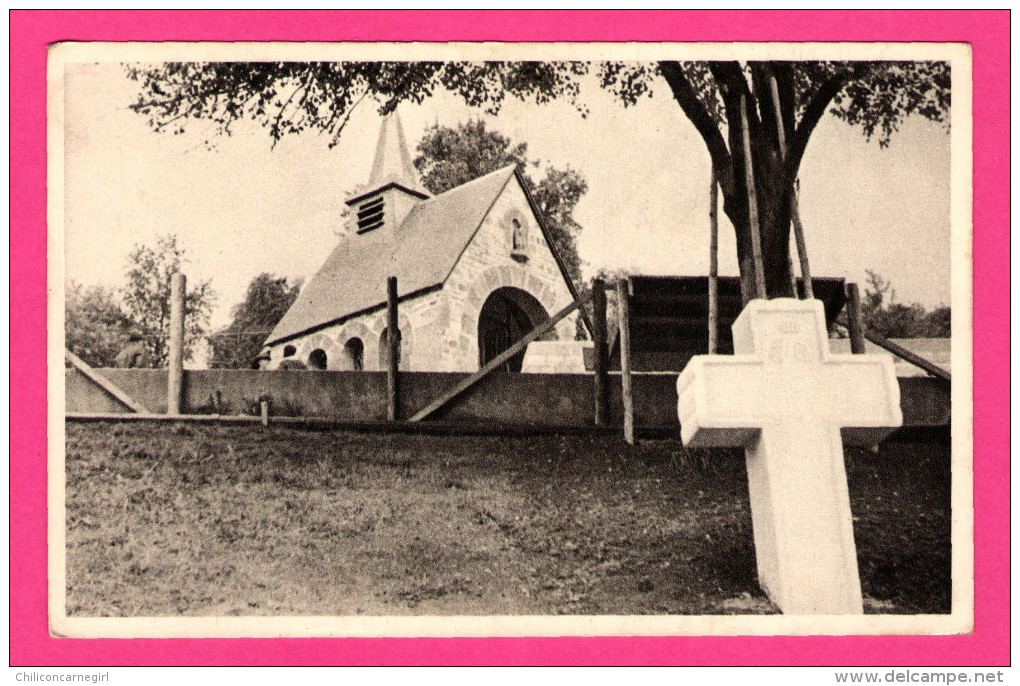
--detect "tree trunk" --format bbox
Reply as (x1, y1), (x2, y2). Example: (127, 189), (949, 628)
(659, 60), (847, 303)
(722, 189), (796, 301)
(714, 65), (797, 301)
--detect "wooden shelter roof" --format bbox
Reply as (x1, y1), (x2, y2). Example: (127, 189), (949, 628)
(606, 275), (847, 371)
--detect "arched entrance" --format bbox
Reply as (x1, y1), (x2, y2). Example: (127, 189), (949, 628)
(477, 287), (554, 372)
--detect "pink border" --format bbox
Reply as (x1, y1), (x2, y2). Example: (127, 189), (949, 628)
(13, 10), (1008, 666)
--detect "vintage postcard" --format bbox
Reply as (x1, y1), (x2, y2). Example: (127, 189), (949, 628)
(48, 39), (972, 640)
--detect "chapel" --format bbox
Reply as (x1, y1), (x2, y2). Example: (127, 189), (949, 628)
(262, 113), (586, 372)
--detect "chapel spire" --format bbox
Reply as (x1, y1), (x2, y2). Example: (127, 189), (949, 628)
(345, 110), (429, 235)
(366, 110), (429, 198)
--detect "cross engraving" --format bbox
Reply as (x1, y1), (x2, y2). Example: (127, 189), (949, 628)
(677, 298), (902, 614)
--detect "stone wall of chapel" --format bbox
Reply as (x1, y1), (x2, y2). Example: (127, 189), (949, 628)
(266, 289), (447, 372)
(436, 179), (580, 371)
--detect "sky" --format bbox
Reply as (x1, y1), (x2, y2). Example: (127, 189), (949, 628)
(61, 61), (952, 334)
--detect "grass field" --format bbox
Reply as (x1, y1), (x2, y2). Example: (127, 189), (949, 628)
(64, 421), (952, 617)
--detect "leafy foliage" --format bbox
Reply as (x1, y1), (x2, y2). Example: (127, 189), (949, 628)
(601, 61), (951, 143)
(413, 120), (531, 194)
(531, 166), (588, 288)
(208, 273), (302, 368)
(121, 234), (216, 366)
(126, 60), (951, 298)
(126, 61), (589, 149)
(860, 271), (951, 338)
(65, 281), (137, 367)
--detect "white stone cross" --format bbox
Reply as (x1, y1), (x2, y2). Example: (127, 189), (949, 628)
(676, 298), (902, 614)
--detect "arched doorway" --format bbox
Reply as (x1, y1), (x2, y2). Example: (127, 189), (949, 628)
(477, 287), (554, 372)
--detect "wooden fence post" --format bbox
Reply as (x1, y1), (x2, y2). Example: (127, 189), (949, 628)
(845, 282), (866, 355)
(790, 187), (814, 299)
(592, 278), (609, 426)
(767, 73), (814, 301)
(617, 279), (634, 445)
(739, 93), (768, 301)
(386, 276), (400, 421)
(167, 272), (185, 415)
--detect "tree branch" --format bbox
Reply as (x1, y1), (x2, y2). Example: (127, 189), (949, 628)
(708, 62), (755, 116)
(786, 65), (865, 179)
(772, 62), (797, 148)
(270, 80), (305, 148)
(329, 90), (369, 148)
(708, 61), (766, 175)
(657, 61), (733, 196)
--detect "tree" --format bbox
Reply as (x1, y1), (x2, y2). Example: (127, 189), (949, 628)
(208, 273), (301, 368)
(126, 60), (950, 300)
(649, 61), (948, 299)
(923, 305), (952, 337)
(859, 270), (951, 338)
(413, 120), (588, 294)
(65, 281), (137, 367)
(121, 234), (216, 366)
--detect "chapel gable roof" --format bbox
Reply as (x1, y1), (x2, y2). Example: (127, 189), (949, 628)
(266, 165), (524, 345)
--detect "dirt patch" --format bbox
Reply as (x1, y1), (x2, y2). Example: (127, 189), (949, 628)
(64, 422), (951, 616)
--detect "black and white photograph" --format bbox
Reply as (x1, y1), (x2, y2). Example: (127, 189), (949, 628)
(50, 41), (971, 638)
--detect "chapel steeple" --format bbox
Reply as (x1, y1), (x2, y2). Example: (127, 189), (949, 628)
(346, 111), (429, 235)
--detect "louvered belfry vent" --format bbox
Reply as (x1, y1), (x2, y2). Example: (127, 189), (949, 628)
(357, 196), (385, 233)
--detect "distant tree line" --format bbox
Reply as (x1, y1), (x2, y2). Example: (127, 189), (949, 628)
(65, 234), (215, 368)
(65, 281), (138, 367)
(858, 270), (950, 339)
(206, 274), (302, 369)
